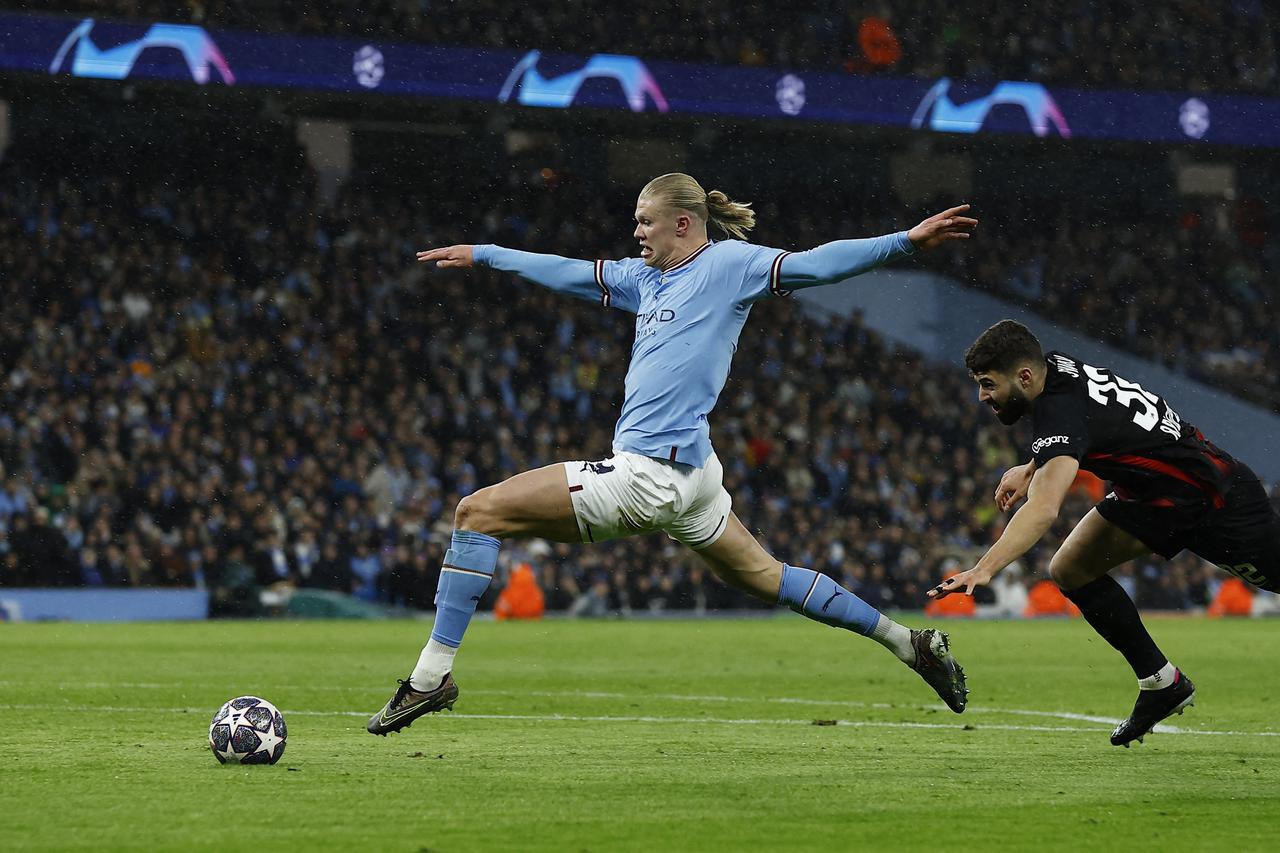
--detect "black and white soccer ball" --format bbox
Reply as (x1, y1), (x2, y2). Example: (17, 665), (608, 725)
(209, 696), (287, 765)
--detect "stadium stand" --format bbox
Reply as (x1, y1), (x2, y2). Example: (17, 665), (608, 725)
(942, 196), (1280, 411)
(0, 121), (1249, 616)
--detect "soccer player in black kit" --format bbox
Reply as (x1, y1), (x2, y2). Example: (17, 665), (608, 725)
(930, 320), (1280, 746)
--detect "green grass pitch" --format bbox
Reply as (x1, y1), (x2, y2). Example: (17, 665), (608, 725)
(2, 615), (1277, 851)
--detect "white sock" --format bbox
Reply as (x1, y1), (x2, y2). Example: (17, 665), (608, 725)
(1138, 661), (1177, 691)
(410, 639), (457, 691)
(870, 615), (915, 664)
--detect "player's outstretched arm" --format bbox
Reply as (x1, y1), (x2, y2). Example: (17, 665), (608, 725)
(777, 204), (977, 290)
(417, 243), (604, 304)
(928, 455), (1076, 599)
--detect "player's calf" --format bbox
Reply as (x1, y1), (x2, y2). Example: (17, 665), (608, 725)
(776, 564), (968, 711)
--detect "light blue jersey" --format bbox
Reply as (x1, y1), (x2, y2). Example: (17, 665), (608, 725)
(472, 232), (914, 467)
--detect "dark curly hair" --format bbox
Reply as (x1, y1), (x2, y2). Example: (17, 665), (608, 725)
(964, 320), (1044, 374)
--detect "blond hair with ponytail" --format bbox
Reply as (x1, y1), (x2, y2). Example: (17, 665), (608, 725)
(639, 173), (756, 240)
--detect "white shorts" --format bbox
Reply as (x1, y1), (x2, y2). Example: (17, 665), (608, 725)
(563, 450), (732, 550)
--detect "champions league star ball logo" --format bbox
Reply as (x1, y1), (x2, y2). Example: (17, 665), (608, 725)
(1179, 98), (1210, 140)
(775, 74), (806, 117)
(49, 18), (234, 84)
(353, 45), (385, 89)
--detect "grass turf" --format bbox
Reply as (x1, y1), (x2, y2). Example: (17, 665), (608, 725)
(1, 615), (1277, 851)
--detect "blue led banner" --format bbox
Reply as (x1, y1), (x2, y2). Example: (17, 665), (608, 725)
(3, 12), (1280, 148)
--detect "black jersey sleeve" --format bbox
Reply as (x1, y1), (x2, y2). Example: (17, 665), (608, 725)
(1030, 387), (1089, 467)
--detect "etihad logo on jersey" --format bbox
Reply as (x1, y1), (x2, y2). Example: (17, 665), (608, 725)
(911, 78), (1070, 138)
(498, 50), (668, 113)
(49, 19), (235, 84)
(635, 308), (676, 339)
(1032, 435), (1071, 454)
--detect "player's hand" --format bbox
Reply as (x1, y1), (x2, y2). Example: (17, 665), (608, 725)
(416, 245), (475, 268)
(994, 462), (1034, 512)
(928, 564), (1000, 599)
(907, 204), (978, 251)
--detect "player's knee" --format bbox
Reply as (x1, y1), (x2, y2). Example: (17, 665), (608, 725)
(1049, 553), (1084, 590)
(453, 491), (494, 534)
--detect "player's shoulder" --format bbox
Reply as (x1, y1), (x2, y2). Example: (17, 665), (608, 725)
(1045, 350), (1081, 374)
(1043, 351), (1086, 392)
(706, 238), (780, 262)
(704, 240), (789, 283)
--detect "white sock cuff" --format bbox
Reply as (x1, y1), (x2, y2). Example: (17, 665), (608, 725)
(410, 639), (458, 691)
(1138, 661), (1177, 691)
(870, 616), (915, 664)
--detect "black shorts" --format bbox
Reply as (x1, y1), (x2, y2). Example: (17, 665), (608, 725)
(1096, 462), (1280, 593)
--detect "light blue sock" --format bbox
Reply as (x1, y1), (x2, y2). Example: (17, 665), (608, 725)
(429, 530), (501, 647)
(778, 563), (881, 635)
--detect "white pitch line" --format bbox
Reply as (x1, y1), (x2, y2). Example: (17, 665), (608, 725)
(0, 679), (1117, 718)
(0, 702), (1275, 739)
(0, 681), (1192, 732)
(0, 703), (1104, 734)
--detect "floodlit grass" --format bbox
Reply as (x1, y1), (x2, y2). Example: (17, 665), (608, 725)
(2, 615), (1277, 851)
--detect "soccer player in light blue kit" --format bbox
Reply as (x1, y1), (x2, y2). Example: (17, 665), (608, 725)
(369, 173), (978, 734)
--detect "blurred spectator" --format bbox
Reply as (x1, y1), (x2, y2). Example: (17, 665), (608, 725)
(307, 539), (355, 594)
(1, 551), (20, 587)
(253, 531), (298, 587)
(78, 546), (104, 586)
(387, 548), (440, 610)
(494, 562), (546, 620)
(570, 574), (612, 618)
(349, 539), (383, 602)
(207, 543), (260, 617)
(10, 508), (75, 586)
(0, 477), (31, 521)
(155, 542), (193, 586)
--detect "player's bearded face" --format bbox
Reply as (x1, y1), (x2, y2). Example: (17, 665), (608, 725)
(976, 372), (1030, 424)
(992, 385), (1030, 424)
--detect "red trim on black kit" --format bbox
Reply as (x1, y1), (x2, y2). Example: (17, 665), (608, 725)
(1088, 452), (1225, 509)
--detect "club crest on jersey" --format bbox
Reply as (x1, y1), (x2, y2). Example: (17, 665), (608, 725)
(1032, 435), (1071, 454)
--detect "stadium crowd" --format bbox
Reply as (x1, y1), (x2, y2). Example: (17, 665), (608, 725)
(22, 0), (1279, 95)
(943, 194), (1280, 411)
(0, 139), (1253, 616)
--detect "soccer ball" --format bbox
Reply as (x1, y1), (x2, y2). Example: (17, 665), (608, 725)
(209, 696), (287, 765)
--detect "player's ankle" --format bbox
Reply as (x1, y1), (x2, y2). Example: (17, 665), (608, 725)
(1137, 661), (1177, 691)
(409, 674), (445, 692)
(871, 616), (915, 663)
(411, 638), (457, 691)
